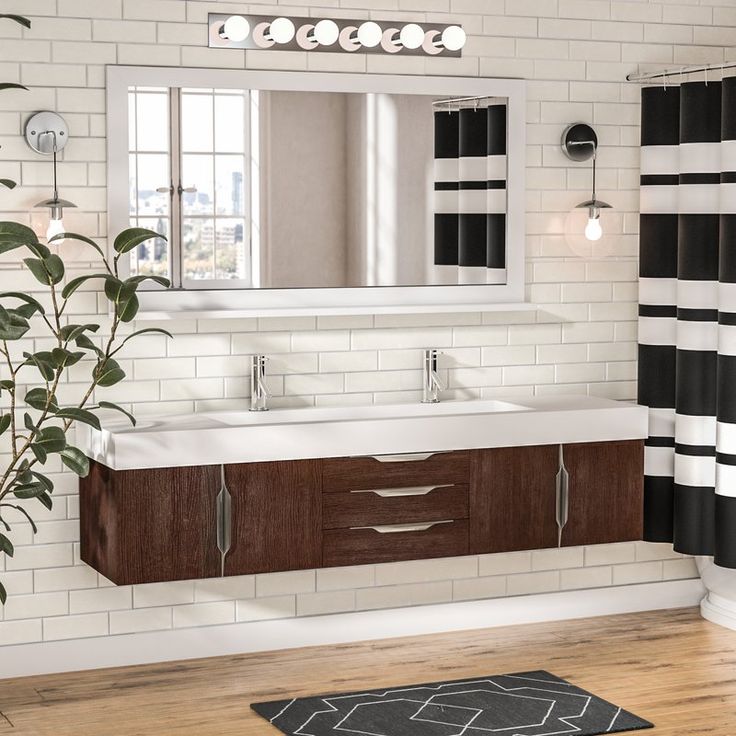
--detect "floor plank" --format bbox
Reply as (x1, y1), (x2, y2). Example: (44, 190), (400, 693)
(0, 607), (734, 735)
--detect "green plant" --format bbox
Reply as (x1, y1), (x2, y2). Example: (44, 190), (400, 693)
(0, 14), (172, 603)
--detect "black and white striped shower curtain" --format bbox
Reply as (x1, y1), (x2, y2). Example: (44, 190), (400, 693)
(433, 103), (507, 284)
(639, 79), (736, 568)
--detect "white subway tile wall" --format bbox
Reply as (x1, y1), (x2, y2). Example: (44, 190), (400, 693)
(0, 0), (713, 647)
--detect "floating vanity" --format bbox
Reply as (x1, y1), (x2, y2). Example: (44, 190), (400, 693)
(78, 396), (648, 586)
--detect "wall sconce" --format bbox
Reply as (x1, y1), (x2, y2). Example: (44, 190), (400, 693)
(209, 14), (466, 57)
(561, 123), (611, 245)
(24, 111), (76, 244)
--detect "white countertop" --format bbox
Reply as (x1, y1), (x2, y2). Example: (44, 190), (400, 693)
(78, 395), (648, 471)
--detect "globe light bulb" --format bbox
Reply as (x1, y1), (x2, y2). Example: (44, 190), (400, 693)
(269, 17), (295, 44)
(399, 23), (424, 50)
(222, 15), (250, 42)
(47, 217), (65, 244)
(441, 25), (466, 51)
(585, 215), (603, 242)
(357, 21), (382, 48)
(314, 19), (339, 46)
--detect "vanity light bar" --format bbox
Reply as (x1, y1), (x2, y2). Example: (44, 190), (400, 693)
(208, 13), (466, 57)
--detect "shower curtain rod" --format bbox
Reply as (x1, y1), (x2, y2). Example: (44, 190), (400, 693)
(626, 61), (736, 83)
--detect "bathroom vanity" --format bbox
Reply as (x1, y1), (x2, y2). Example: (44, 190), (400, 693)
(78, 396), (647, 585)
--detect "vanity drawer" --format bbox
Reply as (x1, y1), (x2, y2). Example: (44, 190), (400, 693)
(322, 451), (470, 493)
(323, 484), (468, 530)
(323, 519), (468, 567)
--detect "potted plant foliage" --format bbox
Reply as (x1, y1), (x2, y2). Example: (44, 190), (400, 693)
(0, 13), (171, 603)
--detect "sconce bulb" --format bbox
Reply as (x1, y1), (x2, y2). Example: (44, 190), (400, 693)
(357, 21), (382, 48)
(441, 25), (466, 51)
(314, 19), (339, 45)
(399, 23), (425, 50)
(585, 215), (603, 242)
(47, 217), (65, 244)
(269, 17), (295, 43)
(222, 15), (250, 42)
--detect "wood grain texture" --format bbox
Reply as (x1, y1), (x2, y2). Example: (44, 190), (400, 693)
(323, 484), (468, 529)
(562, 440), (644, 547)
(470, 445), (559, 554)
(0, 609), (733, 735)
(80, 461), (221, 585)
(323, 519), (468, 567)
(322, 451), (470, 493)
(224, 461), (322, 575)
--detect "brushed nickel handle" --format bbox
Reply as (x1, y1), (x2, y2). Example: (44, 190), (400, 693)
(555, 444), (569, 548)
(351, 520), (453, 534)
(368, 452), (445, 463)
(351, 484), (454, 498)
(216, 465), (232, 576)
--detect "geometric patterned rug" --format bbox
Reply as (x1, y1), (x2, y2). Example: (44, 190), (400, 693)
(251, 670), (653, 736)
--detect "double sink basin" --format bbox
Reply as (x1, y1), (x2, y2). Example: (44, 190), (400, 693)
(78, 395), (649, 471)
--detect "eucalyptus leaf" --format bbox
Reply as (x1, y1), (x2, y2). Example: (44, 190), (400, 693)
(22, 351), (55, 381)
(98, 401), (136, 426)
(61, 273), (109, 299)
(75, 334), (103, 357)
(37, 492), (52, 511)
(22, 257), (49, 285)
(0, 533), (13, 557)
(0, 504), (38, 534)
(0, 415), (10, 434)
(60, 323), (99, 342)
(43, 254), (64, 285)
(118, 292), (139, 323)
(94, 358), (125, 387)
(0, 293), (44, 314)
(24, 387), (58, 412)
(55, 408), (100, 430)
(30, 472), (53, 493)
(12, 482), (47, 499)
(0, 307), (29, 341)
(113, 227), (165, 255)
(0, 581), (6, 605)
(60, 446), (89, 477)
(0, 380), (14, 391)
(125, 274), (171, 289)
(112, 327), (173, 355)
(30, 444), (47, 464)
(23, 413), (36, 434)
(32, 426), (66, 455)
(0, 83), (27, 92)
(51, 347), (85, 368)
(0, 222), (39, 246)
(0, 179), (16, 190)
(0, 14), (31, 28)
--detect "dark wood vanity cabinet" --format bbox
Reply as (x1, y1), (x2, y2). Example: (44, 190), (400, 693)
(80, 440), (645, 585)
(560, 440), (644, 547)
(80, 462), (222, 586)
(224, 461), (322, 576)
(470, 445), (559, 555)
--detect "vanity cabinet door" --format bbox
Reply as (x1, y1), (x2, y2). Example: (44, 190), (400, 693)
(470, 445), (559, 554)
(80, 461), (221, 586)
(561, 440), (644, 547)
(224, 460), (322, 575)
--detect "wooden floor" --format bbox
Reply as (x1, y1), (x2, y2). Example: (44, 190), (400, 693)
(0, 607), (734, 735)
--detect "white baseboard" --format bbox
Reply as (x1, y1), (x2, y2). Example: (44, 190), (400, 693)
(0, 578), (705, 680)
(701, 592), (736, 631)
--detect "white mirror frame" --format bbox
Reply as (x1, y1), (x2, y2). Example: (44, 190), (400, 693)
(107, 66), (527, 319)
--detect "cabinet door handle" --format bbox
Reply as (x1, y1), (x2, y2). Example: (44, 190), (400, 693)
(216, 465), (232, 576)
(351, 484), (454, 498)
(351, 520), (453, 534)
(368, 452), (444, 463)
(555, 445), (569, 548)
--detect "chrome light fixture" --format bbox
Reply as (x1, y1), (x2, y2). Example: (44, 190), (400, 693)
(210, 14), (466, 56)
(562, 123), (611, 243)
(25, 111), (76, 244)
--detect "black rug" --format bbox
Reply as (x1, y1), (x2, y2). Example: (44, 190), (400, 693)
(252, 670), (653, 736)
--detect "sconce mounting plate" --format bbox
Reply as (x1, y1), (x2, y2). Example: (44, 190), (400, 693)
(25, 111), (69, 155)
(562, 123), (597, 162)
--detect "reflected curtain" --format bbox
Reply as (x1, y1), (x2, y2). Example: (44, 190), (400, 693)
(639, 78), (736, 568)
(433, 103), (507, 284)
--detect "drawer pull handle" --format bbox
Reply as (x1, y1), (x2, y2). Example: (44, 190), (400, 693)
(368, 452), (444, 463)
(351, 484), (454, 498)
(555, 444), (569, 549)
(352, 520), (454, 534)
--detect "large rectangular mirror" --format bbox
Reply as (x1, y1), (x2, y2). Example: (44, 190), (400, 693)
(108, 68), (526, 316)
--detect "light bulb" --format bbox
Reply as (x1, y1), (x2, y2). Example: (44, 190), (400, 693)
(269, 17), (295, 44)
(585, 215), (603, 242)
(441, 25), (466, 51)
(222, 15), (250, 42)
(46, 217), (65, 244)
(357, 21), (382, 48)
(314, 19), (339, 46)
(399, 23), (424, 50)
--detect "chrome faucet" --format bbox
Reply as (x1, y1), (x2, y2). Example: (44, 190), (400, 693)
(250, 355), (271, 412)
(422, 348), (446, 404)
